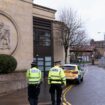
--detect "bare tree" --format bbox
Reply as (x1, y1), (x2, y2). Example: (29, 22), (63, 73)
(59, 8), (87, 63)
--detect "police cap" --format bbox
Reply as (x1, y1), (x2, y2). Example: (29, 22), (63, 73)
(54, 61), (61, 65)
(31, 61), (37, 67)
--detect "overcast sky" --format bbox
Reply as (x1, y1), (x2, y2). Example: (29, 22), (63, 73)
(34, 0), (105, 41)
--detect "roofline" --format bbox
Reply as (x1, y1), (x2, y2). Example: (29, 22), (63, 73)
(53, 20), (63, 24)
(93, 40), (105, 42)
(33, 3), (56, 13)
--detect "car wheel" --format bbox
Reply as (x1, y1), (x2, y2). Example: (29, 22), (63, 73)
(77, 76), (81, 84)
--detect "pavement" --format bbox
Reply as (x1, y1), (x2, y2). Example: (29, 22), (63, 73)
(0, 78), (52, 105)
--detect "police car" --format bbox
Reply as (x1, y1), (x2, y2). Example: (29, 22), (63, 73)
(62, 64), (85, 84)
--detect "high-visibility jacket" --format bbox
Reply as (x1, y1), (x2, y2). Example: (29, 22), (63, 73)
(48, 66), (66, 85)
(26, 67), (42, 84)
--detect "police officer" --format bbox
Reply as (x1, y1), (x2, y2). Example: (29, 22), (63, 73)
(26, 62), (42, 105)
(48, 61), (66, 105)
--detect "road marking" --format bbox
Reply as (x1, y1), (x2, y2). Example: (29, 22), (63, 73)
(62, 85), (73, 105)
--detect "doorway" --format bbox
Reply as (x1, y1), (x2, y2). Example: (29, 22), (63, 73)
(34, 56), (52, 78)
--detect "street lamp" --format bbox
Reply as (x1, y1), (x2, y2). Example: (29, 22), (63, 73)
(97, 32), (105, 57)
(97, 32), (105, 40)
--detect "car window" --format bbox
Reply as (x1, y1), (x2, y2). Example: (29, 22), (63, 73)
(63, 66), (76, 70)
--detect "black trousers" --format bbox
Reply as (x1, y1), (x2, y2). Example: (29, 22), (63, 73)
(28, 84), (40, 105)
(49, 84), (62, 105)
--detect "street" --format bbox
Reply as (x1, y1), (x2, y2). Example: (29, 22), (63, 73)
(0, 65), (105, 105)
(65, 65), (105, 105)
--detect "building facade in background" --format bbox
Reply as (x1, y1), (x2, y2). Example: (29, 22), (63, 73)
(90, 39), (105, 57)
(0, 0), (66, 73)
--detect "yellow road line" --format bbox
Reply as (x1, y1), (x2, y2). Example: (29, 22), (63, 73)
(63, 86), (72, 104)
(62, 103), (67, 105)
(62, 85), (73, 105)
(63, 86), (70, 94)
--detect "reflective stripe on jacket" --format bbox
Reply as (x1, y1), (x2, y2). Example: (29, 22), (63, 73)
(48, 66), (66, 85)
(26, 67), (42, 84)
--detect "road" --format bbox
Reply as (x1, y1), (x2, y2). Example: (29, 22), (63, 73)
(0, 65), (105, 105)
(64, 65), (105, 105)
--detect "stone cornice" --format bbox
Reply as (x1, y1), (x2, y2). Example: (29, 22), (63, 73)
(33, 4), (56, 13)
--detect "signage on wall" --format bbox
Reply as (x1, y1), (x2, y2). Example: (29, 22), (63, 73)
(0, 12), (18, 55)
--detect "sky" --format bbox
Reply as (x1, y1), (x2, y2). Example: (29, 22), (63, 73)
(34, 0), (105, 41)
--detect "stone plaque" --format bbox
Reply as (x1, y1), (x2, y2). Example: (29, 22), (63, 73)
(0, 13), (18, 55)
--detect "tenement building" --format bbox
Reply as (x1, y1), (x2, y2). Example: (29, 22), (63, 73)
(0, 0), (66, 74)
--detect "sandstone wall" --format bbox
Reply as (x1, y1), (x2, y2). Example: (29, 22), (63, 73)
(53, 21), (65, 64)
(33, 4), (56, 20)
(0, 72), (27, 95)
(53, 21), (70, 64)
(0, 0), (33, 71)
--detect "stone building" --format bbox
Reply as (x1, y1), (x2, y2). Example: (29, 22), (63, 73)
(90, 39), (105, 57)
(0, 0), (66, 73)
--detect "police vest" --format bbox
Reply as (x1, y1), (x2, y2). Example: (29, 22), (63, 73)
(26, 67), (41, 84)
(48, 66), (66, 85)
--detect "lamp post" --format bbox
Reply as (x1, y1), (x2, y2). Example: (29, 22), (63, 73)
(97, 32), (105, 57)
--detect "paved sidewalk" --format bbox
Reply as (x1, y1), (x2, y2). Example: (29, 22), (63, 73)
(0, 78), (51, 105)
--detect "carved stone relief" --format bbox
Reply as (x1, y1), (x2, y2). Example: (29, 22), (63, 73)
(0, 22), (10, 49)
(0, 12), (18, 55)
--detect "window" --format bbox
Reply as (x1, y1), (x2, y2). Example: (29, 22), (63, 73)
(45, 57), (51, 61)
(33, 56), (52, 72)
(63, 66), (76, 70)
(33, 17), (53, 74)
(45, 56), (52, 71)
(35, 30), (51, 47)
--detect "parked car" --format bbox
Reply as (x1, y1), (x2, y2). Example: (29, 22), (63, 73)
(62, 64), (85, 84)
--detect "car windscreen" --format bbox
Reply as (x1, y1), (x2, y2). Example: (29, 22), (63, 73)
(63, 66), (76, 70)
